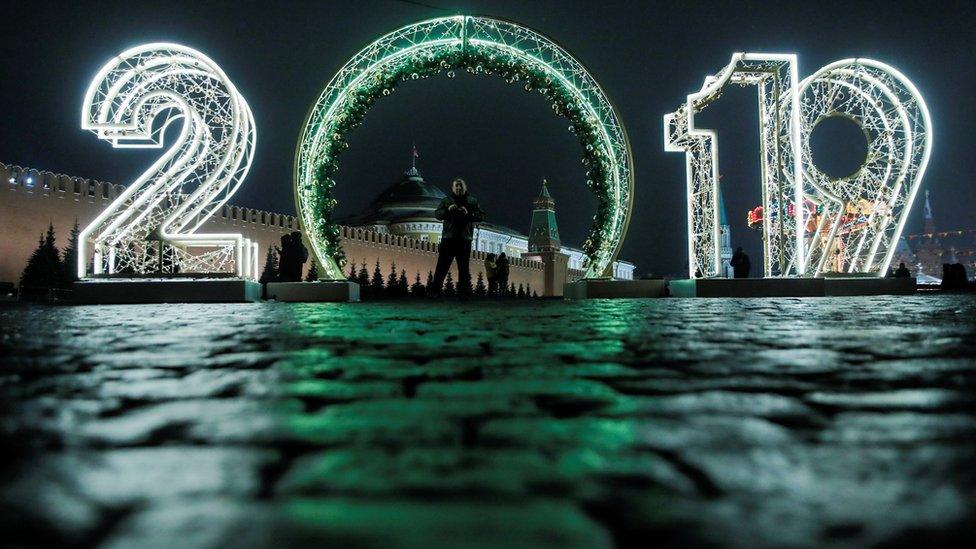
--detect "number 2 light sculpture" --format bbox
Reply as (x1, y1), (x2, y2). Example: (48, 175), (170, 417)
(78, 43), (258, 279)
(665, 54), (931, 279)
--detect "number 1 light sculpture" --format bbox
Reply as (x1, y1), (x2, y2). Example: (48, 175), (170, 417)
(666, 54), (931, 278)
(78, 43), (258, 279)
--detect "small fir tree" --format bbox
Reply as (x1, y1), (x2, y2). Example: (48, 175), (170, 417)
(304, 261), (319, 282)
(474, 272), (487, 297)
(398, 269), (409, 297)
(525, 283), (531, 297)
(60, 219), (80, 286)
(347, 260), (357, 281)
(20, 224), (63, 290)
(532, 290), (539, 298)
(410, 271), (425, 296)
(509, 282), (517, 296)
(357, 260), (370, 297)
(386, 261), (399, 297)
(426, 270), (434, 290)
(371, 259), (385, 297)
(443, 271), (456, 297)
(259, 246), (279, 284)
(517, 283), (526, 298)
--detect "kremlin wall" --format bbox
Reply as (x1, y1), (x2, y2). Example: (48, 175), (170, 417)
(0, 162), (555, 292)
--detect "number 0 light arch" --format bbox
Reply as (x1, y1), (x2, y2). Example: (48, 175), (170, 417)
(295, 15), (634, 280)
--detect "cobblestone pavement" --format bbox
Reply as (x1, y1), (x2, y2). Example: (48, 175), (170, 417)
(1, 296), (975, 548)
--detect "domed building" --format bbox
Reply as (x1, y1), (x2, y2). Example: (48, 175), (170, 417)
(338, 165), (448, 243)
(337, 157), (636, 280)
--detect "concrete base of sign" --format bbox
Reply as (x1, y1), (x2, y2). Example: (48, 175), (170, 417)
(73, 278), (262, 304)
(563, 279), (667, 299)
(265, 280), (360, 302)
(669, 277), (916, 298)
(824, 277), (916, 296)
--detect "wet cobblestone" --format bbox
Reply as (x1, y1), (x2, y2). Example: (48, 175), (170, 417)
(1, 296), (975, 547)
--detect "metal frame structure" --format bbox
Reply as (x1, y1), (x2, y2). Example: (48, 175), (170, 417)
(79, 43), (258, 279)
(295, 15), (634, 280)
(792, 59), (931, 276)
(666, 54), (930, 279)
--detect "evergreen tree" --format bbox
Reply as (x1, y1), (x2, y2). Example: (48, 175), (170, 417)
(20, 224), (62, 290)
(60, 219), (80, 286)
(525, 283), (532, 298)
(517, 283), (526, 298)
(357, 260), (370, 298)
(370, 259), (385, 297)
(426, 270), (434, 290)
(386, 261), (399, 297)
(347, 260), (357, 282)
(474, 272), (487, 297)
(304, 261), (319, 282)
(398, 269), (409, 297)
(410, 271), (425, 297)
(444, 271), (456, 297)
(509, 282), (516, 296)
(259, 246), (279, 284)
(532, 290), (539, 298)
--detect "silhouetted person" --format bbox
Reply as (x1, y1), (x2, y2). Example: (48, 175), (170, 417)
(431, 178), (485, 297)
(496, 253), (510, 295)
(485, 253), (499, 296)
(730, 246), (751, 278)
(278, 231), (308, 282)
(941, 263), (969, 290)
(894, 262), (911, 278)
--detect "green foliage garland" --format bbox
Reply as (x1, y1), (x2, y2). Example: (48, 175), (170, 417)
(304, 45), (615, 272)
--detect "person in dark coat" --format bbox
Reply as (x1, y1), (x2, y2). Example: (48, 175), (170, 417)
(894, 262), (911, 278)
(278, 231), (308, 282)
(730, 246), (751, 279)
(484, 253), (499, 296)
(431, 178), (485, 297)
(496, 253), (510, 295)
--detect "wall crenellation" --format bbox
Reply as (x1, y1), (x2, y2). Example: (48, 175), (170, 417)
(1, 162), (300, 231)
(338, 225), (544, 270)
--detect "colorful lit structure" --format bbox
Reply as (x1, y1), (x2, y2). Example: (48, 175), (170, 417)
(295, 15), (634, 280)
(79, 44), (257, 279)
(666, 54), (931, 278)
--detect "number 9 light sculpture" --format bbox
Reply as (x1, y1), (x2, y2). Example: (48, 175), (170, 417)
(666, 54), (931, 279)
(78, 44), (257, 279)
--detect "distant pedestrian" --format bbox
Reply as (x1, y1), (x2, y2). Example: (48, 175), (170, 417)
(894, 262), (911, 278)
(431, 178), (485, 297)
(730, 246), (751, 279)
(941, 263), (970, 290)
(496, 252), (510, 295)
(485, 253), (499, 296)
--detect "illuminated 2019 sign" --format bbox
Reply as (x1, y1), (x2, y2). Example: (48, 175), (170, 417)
(665, 54), (931, 279)
(79, 43), (258, 279)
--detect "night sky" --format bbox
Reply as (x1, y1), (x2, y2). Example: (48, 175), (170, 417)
(2, 0), (973, 275)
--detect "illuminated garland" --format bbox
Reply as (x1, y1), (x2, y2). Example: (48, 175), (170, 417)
(297, 16), (633, 280)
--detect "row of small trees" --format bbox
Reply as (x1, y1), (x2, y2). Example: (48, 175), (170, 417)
(257, 247), (539, 299)
(19, 222), (79, 290)
(344, 259), (538, 299)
